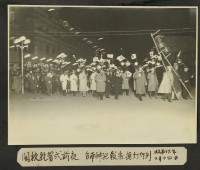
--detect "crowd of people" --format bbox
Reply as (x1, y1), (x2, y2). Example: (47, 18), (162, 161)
(10, 61), (194, 102)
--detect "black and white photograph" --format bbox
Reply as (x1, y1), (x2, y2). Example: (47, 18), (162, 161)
(8, 5), (197, 145)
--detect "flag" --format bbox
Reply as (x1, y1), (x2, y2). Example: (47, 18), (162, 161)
(76, 58), (84, 62)
(107, 54), (113, 59)
(72, 63), (78, 66)
(126, 71), (132, 77)
(117, 55), (126, 62)
(131, 54), (137, 60)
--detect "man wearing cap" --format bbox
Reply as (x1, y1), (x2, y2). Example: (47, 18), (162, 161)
(60, 70), (69, 96)
(69, 70), (78, 96)
(96, 69), (106, 100)
(133, 66), (147, 101)
(79, 69), (87, 97)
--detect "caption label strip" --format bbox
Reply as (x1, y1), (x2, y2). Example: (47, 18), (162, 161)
(17, 147), (187, 166)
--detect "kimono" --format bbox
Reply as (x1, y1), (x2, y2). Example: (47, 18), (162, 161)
(172, 69), (182, 99)
(90, 72), (97, 91)
(60, 74), (69, 91)
(11, 75), (21, 94)
(95, 73), (106, 92)
(147, 71), (158, 92)
(105, 74), (112, 97)
(28, 74), (37, 90)
(79, 72), (87, 92)
(133, 71), (147, 95)
(69, 74), (78, 92)
(158, 71), (174, 94)
(45, 73), (53, 95)
(180, 70), (192, 99)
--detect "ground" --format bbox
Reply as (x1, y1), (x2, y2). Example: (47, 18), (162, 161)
(8, 90), (196, 145)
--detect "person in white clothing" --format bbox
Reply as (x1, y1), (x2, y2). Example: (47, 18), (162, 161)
(69, 70), (78, 96)
(60, 71), (69, 96)
(79, 69), (87, 97)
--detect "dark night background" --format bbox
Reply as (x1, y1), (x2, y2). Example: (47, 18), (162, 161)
(0, 0), (200, 170)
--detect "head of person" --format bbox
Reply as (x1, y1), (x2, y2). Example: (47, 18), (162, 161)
(72, 70), (76, 74)
(150, 67), (155, 73)
(166, 66), (172, 72)
(174, 62), (178, 70)
(64, 71), (68, 75)
(82, 69), (85, 73)
(100, 69), (104, 74)
(184, 66), (189, 72)
(116, 70), (120, 77)
(138, 65), (143, 72)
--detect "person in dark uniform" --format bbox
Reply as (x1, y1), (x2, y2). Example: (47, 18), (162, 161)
(40, 71), (47, 94)
(45, 71), (53, 96)
(180, 66), (192, 99)
(112, 70), (123, 100)
(105, 69), (112, 98)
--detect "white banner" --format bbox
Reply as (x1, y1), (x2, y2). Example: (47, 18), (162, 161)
(17, 147), (187, 166)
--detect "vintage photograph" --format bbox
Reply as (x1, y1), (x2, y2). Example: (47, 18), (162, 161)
(8, 5), (197, 145)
